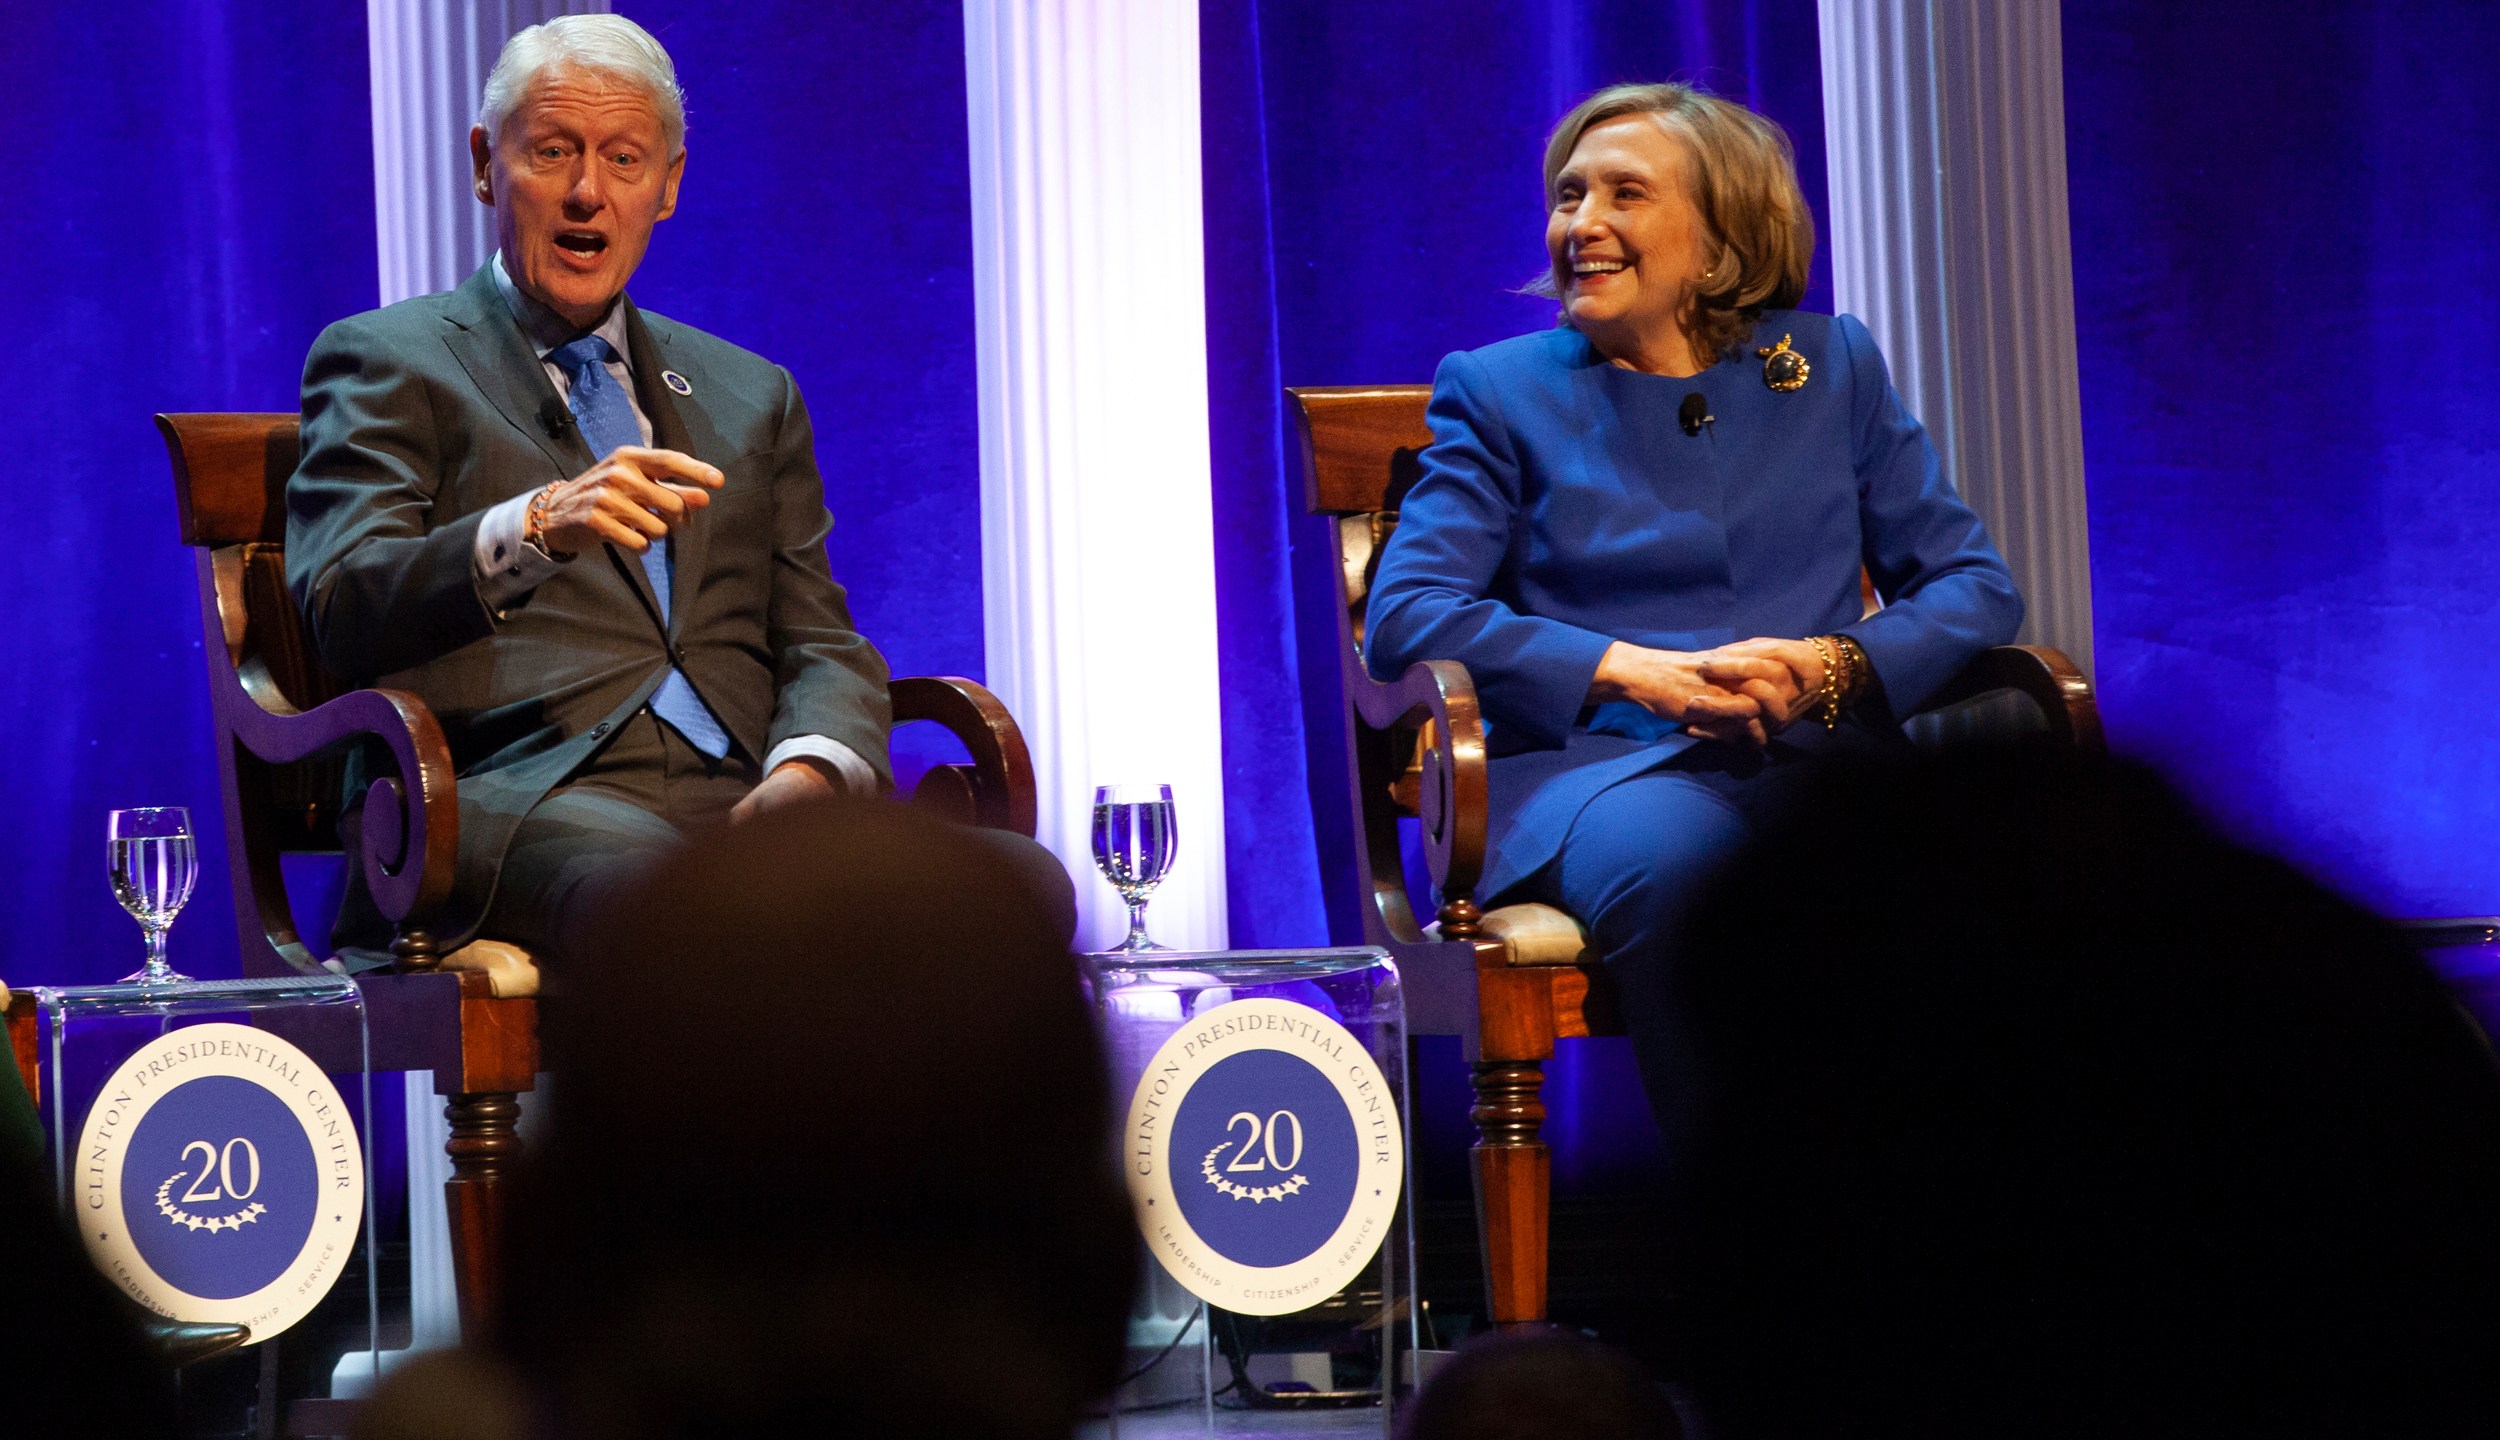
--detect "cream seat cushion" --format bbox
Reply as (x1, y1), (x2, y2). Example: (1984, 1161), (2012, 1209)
(1478, 902), (1593, 967)
(440, 939), (542, 998)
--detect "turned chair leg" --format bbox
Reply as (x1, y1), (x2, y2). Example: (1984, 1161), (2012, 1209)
(443, 1091), (522, 1336)
(1470, 1059), (1550, 1327)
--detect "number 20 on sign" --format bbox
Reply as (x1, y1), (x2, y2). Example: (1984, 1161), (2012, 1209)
(75, 1022), (365, 1341)
(1124, 998), (1403, 1316)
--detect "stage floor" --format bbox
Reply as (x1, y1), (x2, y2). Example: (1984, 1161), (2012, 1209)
(1083, 1404), (1389, 1438)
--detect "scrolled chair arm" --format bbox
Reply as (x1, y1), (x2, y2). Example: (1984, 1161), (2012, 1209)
(889, 675), (1038, 838)
(1350, 657), (1489, 935)
(1917, 644), (2104, 751)
(217, 653), (459, 968)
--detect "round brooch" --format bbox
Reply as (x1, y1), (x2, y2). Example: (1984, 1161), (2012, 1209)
(1756, 333), (1810, 392)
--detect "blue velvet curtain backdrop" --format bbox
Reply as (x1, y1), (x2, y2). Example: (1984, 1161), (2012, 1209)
(2063, 0), (2500, 919)
(2, 2), (376, 987)
(1199, 0), (1834, 1193)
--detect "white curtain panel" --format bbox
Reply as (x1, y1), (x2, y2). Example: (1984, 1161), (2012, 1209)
(964, 0), (1231, 955)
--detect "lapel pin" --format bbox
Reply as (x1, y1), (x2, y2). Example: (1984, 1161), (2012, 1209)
(1756, 333), (1810, 392)
(662, 369), (693, 396)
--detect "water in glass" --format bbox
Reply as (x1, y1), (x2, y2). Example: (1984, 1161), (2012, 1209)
(108, 807), (197, 985)
(1092, 783), (1176, 952)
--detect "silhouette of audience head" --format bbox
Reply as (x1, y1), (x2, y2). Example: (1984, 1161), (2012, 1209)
(1397, 1326), (1680, 1440)
(1662, 749), (2500, 1439)
(490, 799), (1132, 1440)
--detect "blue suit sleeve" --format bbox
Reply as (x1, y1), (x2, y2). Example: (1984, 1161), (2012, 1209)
(1832, 313), (2025, 713)
(1364, 350), (1617, 747)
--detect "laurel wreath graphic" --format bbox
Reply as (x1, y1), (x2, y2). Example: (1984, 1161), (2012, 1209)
(1201, 1144), (1309, 1203)
(156, 1173), (268, 1234)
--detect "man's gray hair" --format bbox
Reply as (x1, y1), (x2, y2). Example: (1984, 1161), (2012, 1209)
(478, 14), (687, 156)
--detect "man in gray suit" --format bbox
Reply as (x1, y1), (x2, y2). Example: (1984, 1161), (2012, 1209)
(289, 15), (1019, 960)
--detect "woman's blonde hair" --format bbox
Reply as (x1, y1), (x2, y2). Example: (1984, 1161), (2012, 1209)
(1535, 82), (1814, 364)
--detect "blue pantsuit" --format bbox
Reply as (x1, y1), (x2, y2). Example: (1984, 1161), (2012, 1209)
(1365, 312), (2023, 1116)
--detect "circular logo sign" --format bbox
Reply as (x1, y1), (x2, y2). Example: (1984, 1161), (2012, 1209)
(1124, 998), (1403, 1316)
(74, 1022), (364, 1341)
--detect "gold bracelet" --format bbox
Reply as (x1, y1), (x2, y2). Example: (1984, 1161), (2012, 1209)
(1832, 634), (1870, 706)
(1807, 635), (1842, 731)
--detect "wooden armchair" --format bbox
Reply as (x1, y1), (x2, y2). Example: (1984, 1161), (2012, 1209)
(130, 411), (1039, 1335)
(1286, 384), (2101, 1329)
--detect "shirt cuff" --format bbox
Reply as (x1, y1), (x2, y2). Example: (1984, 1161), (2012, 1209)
(473, 491), (568, 614)
(763, 736), (877, 798)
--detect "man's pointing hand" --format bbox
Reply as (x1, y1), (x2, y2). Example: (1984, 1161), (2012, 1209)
(534, 446), (724, 558)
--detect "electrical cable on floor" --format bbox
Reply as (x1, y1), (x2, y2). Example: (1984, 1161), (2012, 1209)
(1116, 1313), (1201, 1386)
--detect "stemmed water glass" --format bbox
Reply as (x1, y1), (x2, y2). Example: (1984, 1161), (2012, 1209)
(1091, 783), (1177, 953)
(109, 807), (199, 986)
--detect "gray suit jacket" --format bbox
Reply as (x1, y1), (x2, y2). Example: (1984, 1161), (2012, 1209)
(287, 264), (892, 948)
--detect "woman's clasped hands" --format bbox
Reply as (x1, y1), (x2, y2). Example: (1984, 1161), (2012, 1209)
(1590, 638), (1832, 748)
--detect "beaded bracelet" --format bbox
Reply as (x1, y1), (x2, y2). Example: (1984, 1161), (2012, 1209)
(1832, 634), (1869, 706)
(524, 480), (575, 562)
(1807, 635), (1843, 731)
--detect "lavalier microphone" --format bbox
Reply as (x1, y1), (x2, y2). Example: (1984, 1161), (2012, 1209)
(1679, 392), (1713, 437)
(537, 397), (576, 441)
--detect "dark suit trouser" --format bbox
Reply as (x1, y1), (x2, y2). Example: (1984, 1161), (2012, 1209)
(479, 710), (1081, 961)
(478, 709), (756, 960)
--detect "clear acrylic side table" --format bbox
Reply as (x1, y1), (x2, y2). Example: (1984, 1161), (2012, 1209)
(1088, 946), (1416, 1438)
(33, 974), (379, 1407)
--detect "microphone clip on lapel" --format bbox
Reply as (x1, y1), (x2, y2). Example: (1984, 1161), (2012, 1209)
(1679, 392), (1714, 437)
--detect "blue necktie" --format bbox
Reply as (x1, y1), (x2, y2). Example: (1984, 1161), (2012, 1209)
(551, 335), (733, 760)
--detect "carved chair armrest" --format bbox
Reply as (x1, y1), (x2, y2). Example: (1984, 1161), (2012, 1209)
(217, 658), (459, 964)
(1914, 644), (2103, 751)
(1350, 658), (1489, 937)
(890, 675), (1038, 837)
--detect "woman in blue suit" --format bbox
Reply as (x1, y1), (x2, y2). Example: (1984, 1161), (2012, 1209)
(1365, 82), (2023, 1120)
